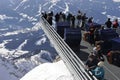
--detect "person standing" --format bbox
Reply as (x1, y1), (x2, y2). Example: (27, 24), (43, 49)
(47, 13), (53, 25)
(105, 18), (112, 28)
(81, 13), (88, 30)
(113, 19), (119, 28)
(55, 13), (60, 22)
(70, 15), (75, 28)
(88, 17), (93, 24)
(76, 10), (82, 27)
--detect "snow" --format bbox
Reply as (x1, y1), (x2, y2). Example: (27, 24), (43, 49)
(107, 15), (120, 22)
(36, 4), (42, 17)
(13, 49), (55, 73)
(49, 2), (57, 10)
(0, 48), (56, 80)
(89, 0), (93, 2)
(63, 3), (69, 14)
(0, 56), (24, 80)
(101, 12), (107, 15)
(0, 59), (18, 80)
(19, 13), (37, 22)
(17, 40), (27, 50)
(0, 15), (13, 20)
(118, 6), (120, 8)
(49, 0), (60, 10)
(113, 0), (120, 2)
(0, 20), (57, 80)
(0, 22), (41, 37)
(14, 0), (28, 10)
(0, 39), (29, 58)
(0, 28), (9, 31)
(35, 35), (47, 46)
(50, 0), (60, 4)
(42, 2), (49, 8)
(20, 60), (73, 80)
(0, 40), (15, 55)
(23, 5), (30, 10)
(12, 40), (28, 56)
(0, 21), (50, 59)
(1, 0), (120, 80)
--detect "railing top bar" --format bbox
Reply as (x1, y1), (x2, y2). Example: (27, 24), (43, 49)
(40, 16), (98, 80)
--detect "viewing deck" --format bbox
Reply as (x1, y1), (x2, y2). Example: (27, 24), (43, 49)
(75, 31), (120, 80)
(40, 16), (120, 80)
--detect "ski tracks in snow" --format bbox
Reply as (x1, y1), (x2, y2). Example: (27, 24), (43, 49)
(14, 0), (29, 11)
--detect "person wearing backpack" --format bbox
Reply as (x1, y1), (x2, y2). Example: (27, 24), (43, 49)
(91, 61), (105, 80)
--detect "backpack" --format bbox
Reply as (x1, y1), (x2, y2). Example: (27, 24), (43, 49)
(91, 67), (105, 80)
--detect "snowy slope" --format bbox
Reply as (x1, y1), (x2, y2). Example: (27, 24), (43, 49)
(20, 60), (73, 80)
(0, 57), (20, 80)
(0, 22), (58, 80)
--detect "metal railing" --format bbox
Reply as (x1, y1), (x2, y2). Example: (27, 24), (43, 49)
(40, 16), (98, 80)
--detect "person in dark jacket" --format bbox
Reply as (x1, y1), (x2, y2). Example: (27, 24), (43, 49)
(70, 15), (75, 28)
(81, 13), (88, 29)
(89, 26), (95, 46)
(105, 18), (112, 28)
(95, 44), (105, 61)
(94, 28), (100, 42)
(88, 17), (93, 24)
(85, 54), (99, 71)
(42, 11), (47, 19)
(47, 13), (53, 25)
(55, 13), (59, 22)
(76, 10), (82, 27)
(62, 13), (66, 21)
(67, 13), (72, 22)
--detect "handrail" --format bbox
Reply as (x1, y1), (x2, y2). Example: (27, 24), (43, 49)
(40, 16), (98, 80)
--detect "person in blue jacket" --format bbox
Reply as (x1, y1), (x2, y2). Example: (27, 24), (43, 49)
(91, 61), (105, 80)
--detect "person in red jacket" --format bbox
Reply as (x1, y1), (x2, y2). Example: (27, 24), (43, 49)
(113, 19), (119, 28)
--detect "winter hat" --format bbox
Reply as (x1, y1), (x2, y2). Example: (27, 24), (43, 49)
(97, 61), (104, 67)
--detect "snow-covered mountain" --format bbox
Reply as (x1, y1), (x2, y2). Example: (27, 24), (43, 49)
(0, 0), (120, 80)
(20, 60), (73, 80)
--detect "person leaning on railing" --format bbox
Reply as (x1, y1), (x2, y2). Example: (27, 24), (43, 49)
(85, 54), (99, 71)
(91, 61), (105, 80)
